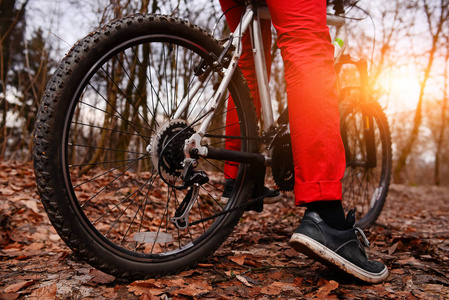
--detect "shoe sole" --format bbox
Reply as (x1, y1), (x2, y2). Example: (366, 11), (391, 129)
(290, 233), (388, 283)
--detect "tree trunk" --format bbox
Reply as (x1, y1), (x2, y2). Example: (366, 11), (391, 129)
(393, 0), (448, 182)
(434, 39), (449, 185)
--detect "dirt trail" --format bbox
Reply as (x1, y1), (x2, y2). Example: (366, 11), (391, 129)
(0, 160), (448, 299)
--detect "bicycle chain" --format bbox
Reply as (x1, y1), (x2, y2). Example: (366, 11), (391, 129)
(188, 188), (280, 227)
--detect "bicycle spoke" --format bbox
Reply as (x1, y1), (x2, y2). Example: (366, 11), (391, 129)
(68, 35), (246, 252)
(150, 186), (175, 254)
(69, 143), (147, 156)
(69, 157), (147, 168)
(87, 82), (152, 143)
(76, 154), (147, 201)
(79, 100), (154, 133)
(36, 15), (259, 278)
(72, 121), (152, 139)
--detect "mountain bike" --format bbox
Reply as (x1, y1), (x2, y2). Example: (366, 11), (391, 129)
(33, 0), (391, 279)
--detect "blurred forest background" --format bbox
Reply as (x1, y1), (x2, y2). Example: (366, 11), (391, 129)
(0, 0), (448, 185)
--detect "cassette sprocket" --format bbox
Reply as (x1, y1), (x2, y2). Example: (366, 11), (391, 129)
(151, 120), (195, 180)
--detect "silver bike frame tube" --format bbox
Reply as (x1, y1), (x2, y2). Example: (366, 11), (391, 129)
(183, 5), (347, 153)
(327, 15), (347, 61)
(196, 6), (254, 136)
(173, 80), (202, 120)
(251, 6), (274, 131)
(246, 9), (347, 131)
(173, 7), (254, 126)
(183, 6), (255, 158)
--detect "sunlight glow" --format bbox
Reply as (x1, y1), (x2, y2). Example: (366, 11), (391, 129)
(379, 69), (421, 112)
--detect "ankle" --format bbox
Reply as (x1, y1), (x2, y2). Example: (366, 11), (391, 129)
(305, 200), (346, 231)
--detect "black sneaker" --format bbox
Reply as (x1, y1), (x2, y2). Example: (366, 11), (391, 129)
(290, 210), (388, 283)
(220, 179), (281, 204)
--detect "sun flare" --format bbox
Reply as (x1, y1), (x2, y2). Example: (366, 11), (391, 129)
(378, 70), (421, 111)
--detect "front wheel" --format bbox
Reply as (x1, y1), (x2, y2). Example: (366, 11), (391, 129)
(340, 90), (392, 229)
(33, 14), (259, 279)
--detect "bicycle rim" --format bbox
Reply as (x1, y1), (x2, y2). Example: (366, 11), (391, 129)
(60, 28), (255, 264)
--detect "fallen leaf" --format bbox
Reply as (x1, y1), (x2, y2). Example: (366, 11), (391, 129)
(0, 292), (20, 300)
(197, 263), (214, 268)
(308, 280), (339, 299)
(388, 242), (400, 255)
(128, 286), (165, 297)
(102, 287), (118, 299)
(178, 269), (197, 277)
(391, 268), (406, 275)
(29, 283), (57, 300)
(268, 271), (285, 280)
(316, 278), (327, 287)
(128, 286), (148, 296)
(18, 200), (40, 214)
(24, 243), (44, 251)
(129, 279), (164, 289)
(261, 281), (294, 295)
(4, 280), (35, 293)
(236, 275), (253, 287)
(293, 277), (304, 287)
(9, 183), (22, 191)
(245, 259), (262, 268)
(140, 292), (159, 300)
(164, 278), (184, 287)
(1, 188), (15, 196)
(89, 269), (116, 284)
(396, 257), (428, 270)
(172, 283), (212, 298)
(229, 255), (246, 266)
(284, 248), (299, 258)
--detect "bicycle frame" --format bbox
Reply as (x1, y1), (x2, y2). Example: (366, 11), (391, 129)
(180, 1), (349, 166)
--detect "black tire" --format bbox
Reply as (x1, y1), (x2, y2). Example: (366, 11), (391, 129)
(339, 90), (392, 229)
(33, 14), (258, 279)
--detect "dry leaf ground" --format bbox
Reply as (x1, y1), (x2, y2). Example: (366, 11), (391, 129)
(0, 160), (448, 299)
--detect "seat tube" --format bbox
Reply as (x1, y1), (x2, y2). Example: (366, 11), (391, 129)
(250, 6), (274, 131)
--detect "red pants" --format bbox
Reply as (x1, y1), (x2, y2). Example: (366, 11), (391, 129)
(220, 0), (346, 205)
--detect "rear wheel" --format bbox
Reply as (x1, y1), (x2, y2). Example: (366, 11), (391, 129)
(33, 14), (258, 279)
(340, 90), (392, 228)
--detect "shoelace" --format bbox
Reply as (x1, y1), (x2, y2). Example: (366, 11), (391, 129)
(355, 227), (370, 248)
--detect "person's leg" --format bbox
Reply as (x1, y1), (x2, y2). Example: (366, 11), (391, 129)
(266, 0), (346, 228)
(266, 0), (387, 282)
(219, 0), (280, 203)
(219, 0), (272, 179)
(266, 0), (345, 207)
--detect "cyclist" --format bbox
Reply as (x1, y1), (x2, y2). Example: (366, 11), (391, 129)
(219, 0), (388, 283)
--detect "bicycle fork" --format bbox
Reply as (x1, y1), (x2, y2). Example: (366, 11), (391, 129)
(358, 60), (377, 169)
(338, 56), (377, 169)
